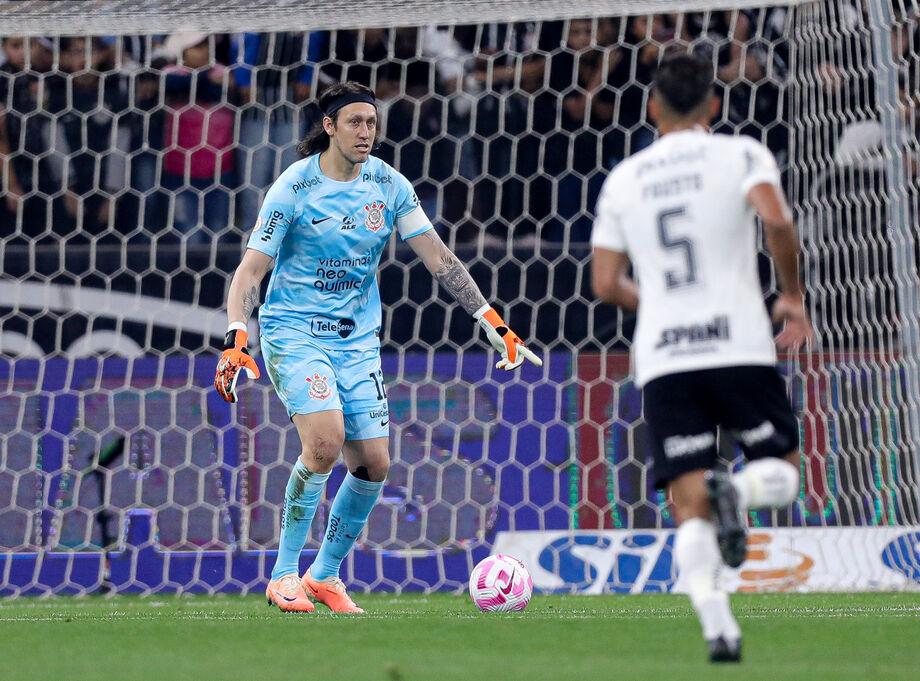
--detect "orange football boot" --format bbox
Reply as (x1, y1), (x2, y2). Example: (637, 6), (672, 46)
(265, 573), (315, 612)
(301, 569), (365, 613)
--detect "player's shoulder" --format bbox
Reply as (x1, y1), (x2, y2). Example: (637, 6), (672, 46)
(606, 143), (657, 187)
(361, 155), (409, 188)
(276, 155), (324, 197)
(710, 131), (774, 158)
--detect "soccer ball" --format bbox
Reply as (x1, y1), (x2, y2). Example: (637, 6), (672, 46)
(468, 554), (533, 612)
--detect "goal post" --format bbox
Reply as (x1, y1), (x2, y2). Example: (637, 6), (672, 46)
(2, 0), (920, 597)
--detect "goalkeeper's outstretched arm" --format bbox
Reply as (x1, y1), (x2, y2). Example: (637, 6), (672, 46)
(406, 229), (542, 370)
(215, 248), (274, 402)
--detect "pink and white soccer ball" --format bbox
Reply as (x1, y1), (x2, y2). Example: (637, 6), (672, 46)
(468, 554), (533, 612)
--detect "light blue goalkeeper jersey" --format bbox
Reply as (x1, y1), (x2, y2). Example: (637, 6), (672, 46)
(247, 153), (432, 349)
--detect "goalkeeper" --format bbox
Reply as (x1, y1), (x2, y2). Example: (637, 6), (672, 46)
(215, 81), (540, 613)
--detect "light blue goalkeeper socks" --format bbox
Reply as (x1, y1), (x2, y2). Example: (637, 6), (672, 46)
(270, 459), (330, 580)
(309, 471), (383, 581)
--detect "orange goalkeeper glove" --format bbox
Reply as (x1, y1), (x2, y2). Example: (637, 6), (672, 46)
(474, 305), (543, 371)
(215, 325), (261, 403)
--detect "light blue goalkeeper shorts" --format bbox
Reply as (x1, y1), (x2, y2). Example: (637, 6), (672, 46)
(259, 325), (389, 441)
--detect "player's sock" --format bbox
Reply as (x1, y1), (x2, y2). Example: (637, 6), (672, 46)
(309, 471), (383, 581)
(675, 517), (742, 643)
(270, 459), (330, 580)
(731, 458), (799, 511)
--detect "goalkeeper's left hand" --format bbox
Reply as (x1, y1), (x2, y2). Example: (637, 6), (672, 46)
(475, 306), (543, 370)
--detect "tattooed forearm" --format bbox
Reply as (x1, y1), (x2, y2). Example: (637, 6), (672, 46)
(433, 244), (488, 316)
(241, 285), (260, 320)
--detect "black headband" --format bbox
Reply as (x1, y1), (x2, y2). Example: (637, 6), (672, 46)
(324, 92), (377, 118)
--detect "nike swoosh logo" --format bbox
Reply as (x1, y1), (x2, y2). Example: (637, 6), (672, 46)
(278, 593), (299, 602)
(499, 569), (516, 595)
(312, 216), (332, 224)
(380, 419), (389, 426)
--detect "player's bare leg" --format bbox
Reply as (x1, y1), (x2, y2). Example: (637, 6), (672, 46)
(670, 471), (742, 663)
(303, 436), (389, 613)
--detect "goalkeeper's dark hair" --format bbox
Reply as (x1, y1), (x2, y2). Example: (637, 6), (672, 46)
(653, 51), (715, 116)
(297, 81), (377, 157)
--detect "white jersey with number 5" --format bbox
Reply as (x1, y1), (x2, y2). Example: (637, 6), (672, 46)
(591, 129), (781, 387)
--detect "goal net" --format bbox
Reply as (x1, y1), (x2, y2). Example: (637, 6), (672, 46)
(2, 0), (920, 597)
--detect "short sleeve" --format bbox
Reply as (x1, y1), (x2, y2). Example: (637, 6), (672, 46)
(392, 171), (421, 218)
(591, 169), (628, 253)
(391, 171), (432, 240)
(738, 138), (781, 195)
(246, 173), (296, 258)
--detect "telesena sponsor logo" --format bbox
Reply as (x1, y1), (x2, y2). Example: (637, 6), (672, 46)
(310, 317), (356, 339)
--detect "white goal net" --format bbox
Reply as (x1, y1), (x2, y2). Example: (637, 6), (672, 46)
(2, 0), (920, 597)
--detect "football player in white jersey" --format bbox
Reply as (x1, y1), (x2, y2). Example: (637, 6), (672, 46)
(591, 53), (813, 662)
(215, 82), (541, 613)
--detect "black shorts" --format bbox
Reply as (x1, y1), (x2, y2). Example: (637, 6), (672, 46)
(643, 365), (799, 490)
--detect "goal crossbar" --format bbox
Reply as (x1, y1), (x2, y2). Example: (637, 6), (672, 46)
(1, 0), (811, 37)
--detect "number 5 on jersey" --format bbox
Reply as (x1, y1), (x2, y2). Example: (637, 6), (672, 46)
(657, 206), (697, 289)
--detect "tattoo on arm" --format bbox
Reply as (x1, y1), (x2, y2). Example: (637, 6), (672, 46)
(433, 242), (487, 316)
(241, 285), (260, 320)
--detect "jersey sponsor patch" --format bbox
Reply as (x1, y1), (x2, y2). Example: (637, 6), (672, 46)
(253, 215), (263, 233)
(305, 372), (332, 400)
(364, 201), (386, 232)
(309, 317), (356, 339)
(362, 172), (392, 184)
(655, 315), (731, 351)
(291, 176), (322, 194)
(663, 432), (716, 459)
(261, 209), (286, 242)
(734, 420), (777, 447)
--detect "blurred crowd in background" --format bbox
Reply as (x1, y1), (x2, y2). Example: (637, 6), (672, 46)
(0, 4), (917, 249)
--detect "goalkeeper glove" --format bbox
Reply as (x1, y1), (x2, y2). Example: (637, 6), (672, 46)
(215, 325), (261, 403)
(474, 306), (543, 370)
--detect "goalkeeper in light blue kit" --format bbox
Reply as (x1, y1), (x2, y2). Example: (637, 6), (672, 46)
(215, 82), (541, 613)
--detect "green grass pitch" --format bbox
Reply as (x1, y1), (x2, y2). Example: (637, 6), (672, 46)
(1, 592), (918, 680)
